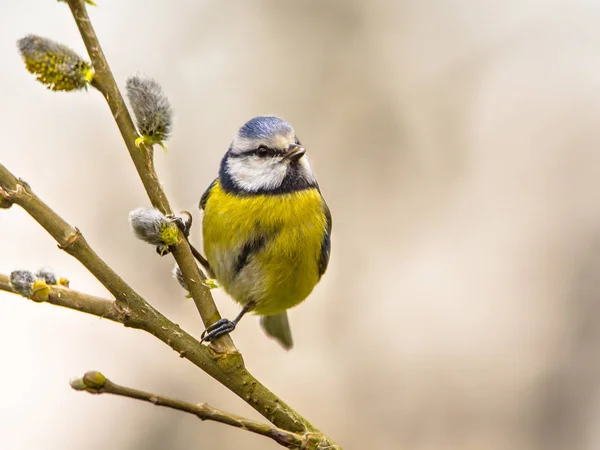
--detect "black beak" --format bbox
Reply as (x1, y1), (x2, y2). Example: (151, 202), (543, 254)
(286, 144), (306, 162)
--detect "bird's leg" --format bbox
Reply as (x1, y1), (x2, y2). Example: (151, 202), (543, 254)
(200, 301), (256, 343)
(188, 244), (214, 278)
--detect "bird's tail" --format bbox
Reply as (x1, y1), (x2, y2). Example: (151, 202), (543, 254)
(260, 312), (293, 350)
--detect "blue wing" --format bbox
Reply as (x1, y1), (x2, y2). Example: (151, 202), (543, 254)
(199, 178), (218, 210)
(318, 200), (332, 278)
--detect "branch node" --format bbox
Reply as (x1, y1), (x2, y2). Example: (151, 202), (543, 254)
(58, 227), (82, 250)
(113, 301), (132, 321)
(0, 187), (13, 209)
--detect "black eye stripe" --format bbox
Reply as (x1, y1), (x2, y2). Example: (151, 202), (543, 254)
(242, 145), (281, 157)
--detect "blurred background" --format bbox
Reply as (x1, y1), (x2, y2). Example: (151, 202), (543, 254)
(2, 1), (600, 449)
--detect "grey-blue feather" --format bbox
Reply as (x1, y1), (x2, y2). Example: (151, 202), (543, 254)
(238, 116), (293, 140)
(318, 202), (332, 278)
(199, 178), (218, 210)
(260, 312), (293, 350)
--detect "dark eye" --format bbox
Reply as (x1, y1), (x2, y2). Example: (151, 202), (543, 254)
(256, 146), (270, 157)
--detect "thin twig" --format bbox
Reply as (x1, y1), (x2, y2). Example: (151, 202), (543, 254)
(64, 0), (230, 351)
(0, 274), (124, 322)
(0, 165), (144, 307)
(70, 371), (315, 449)
(0, 163), (332, 442)
(4, 1), (343, 446)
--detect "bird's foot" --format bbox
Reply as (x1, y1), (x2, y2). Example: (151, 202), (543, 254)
(170, 211), (193, 238)
(200, 318), (237, 343)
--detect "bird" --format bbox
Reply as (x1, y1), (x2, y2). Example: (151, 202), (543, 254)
(199, 116), (331, 349)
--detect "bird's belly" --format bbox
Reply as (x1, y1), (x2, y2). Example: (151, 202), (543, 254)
(211, 241), (320, 315)
(203, 187), (326, 315)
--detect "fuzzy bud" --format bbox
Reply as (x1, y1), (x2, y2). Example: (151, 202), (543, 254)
(126, 75), (173, 150)
(17, 35), (93, 91)
(172, 265), (188, 291)
(10, 270), (36, 297)
(129, 207), (180, 248)
(36, 267), (58, 285)
(129, 207), (167, 246)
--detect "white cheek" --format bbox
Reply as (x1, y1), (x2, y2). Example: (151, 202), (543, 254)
(227, 157), (288, 191)
(298, 156), (317, 183)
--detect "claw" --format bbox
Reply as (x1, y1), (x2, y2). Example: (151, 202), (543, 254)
(200, 318), (236, 343)
(170, 212), (192, 237)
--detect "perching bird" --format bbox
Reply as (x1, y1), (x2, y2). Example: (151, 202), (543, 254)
(199, 116), (331, 349)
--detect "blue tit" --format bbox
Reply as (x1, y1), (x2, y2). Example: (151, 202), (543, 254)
(199, 116), (331, 349)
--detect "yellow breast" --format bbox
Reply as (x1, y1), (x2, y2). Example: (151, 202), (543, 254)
(202, 181), (327, 315)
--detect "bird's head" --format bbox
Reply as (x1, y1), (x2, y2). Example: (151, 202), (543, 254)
(221, 116), (317, 194)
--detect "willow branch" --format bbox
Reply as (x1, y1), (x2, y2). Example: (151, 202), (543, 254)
(6, 1), (342, 446)
(64, 0), (229, 350)
(0, 273), (123, 321)
(70, 371), (314, 449)
(0, 165), (145, 306)
(0, 163), (337, 445)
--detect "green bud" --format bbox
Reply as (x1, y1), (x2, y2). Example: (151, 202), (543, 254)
(160, 222), (180, 246)
(17, 35), (93, 92)
(83, 371), (107, 389)
(31, 279), (50, 302)
(70, 371), (107, 392)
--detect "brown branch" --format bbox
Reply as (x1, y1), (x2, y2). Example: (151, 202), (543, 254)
(0, 273), (124, 321)
(70, 371), (316, 449)
(64, 0), (230, 352)
(2, 270), (326, 449)
(0, 164), (339, 449)
(4, 1), (342, 447)
(0, 164), (338, 446)
(0, 165), (145, 305)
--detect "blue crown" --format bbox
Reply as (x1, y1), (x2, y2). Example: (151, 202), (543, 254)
(238, 116), (293, 139)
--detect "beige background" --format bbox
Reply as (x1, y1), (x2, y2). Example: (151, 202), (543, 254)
(2, 1), (600, 449)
